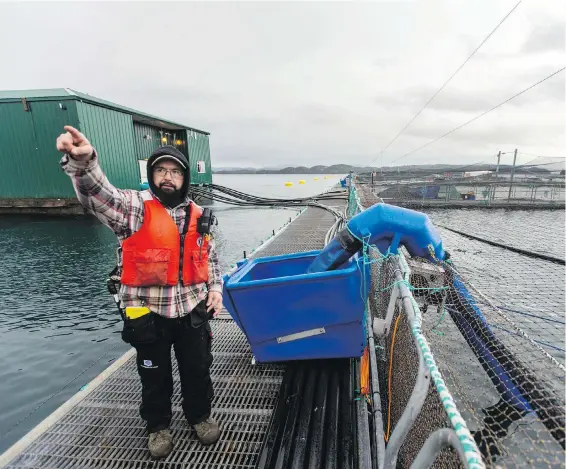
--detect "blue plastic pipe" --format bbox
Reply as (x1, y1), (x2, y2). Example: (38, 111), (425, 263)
(307, 203), (445, 273)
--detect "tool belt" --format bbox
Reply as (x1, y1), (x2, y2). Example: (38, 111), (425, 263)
(106, 248), (159, 345)
(106, 265), (158, 345)
(121, 306), (159, 345)
(105, 247), (212, 346)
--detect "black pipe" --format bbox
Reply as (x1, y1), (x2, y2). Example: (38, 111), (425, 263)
(206, 183), (347, 204)
(191, 189), (346, 213)
(325, 368), (340, 469)
(194, 184), (347, 206)
(273, 366), (305, 469)
(256, 365), (296, 469)
(191, 192), (345, 208)
(255, 359), (356, 469)
(340, 360), (354, 469)
(307, 367), (329, 469)
(290, 366), (318, 469)
(440, 225), (565, 265)
(191, 186), (346, 219)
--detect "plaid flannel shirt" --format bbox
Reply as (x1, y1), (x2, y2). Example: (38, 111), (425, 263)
(60, 149), (223, 318)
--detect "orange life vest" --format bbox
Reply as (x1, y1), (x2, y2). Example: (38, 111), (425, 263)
(120, 192), (209, 287)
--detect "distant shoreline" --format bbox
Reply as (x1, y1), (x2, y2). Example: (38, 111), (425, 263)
(212, 171), (344, 175)
(212, 164), (365, 175)
(211, 163), (556, 176)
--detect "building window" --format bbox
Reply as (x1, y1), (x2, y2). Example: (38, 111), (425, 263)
(138, 160), (148, 183)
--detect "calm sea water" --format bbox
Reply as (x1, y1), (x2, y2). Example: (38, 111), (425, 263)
(0, 174), (341, 453)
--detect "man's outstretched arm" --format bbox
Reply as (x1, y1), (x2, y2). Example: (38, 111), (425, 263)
(57, 125), (139, 236)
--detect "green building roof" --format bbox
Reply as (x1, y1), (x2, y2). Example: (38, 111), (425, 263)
(0, 88), (209, 135)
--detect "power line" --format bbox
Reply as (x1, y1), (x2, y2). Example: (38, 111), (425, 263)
(384, 67), (566, 167)
(372, 0), (523, 166)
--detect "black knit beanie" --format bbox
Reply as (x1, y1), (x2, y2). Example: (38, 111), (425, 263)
(147, 146), (191, 207)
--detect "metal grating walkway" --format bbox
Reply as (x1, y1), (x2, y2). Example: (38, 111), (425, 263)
(256, 206), (337, 258)
(1, 204), (338, 469)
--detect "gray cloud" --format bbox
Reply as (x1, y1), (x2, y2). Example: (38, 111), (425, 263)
(522, 22), (565, 53)
(0, 0), (563, 168)
(375, 87), (496, 113)
(372, 57), (401, 69)
(290, 103), (353, 126)
(376, 68), (565, 114)
(405, 119), (565, 146)
(531, 73), (566, 101)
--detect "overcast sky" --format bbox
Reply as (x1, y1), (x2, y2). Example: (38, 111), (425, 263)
(0, 0), (564, 168)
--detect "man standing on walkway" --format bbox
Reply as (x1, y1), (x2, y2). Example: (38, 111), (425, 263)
(56, 126), (223, 460)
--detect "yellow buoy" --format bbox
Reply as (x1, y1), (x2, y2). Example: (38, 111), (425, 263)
(285, 181), (293, 187)
(314, 177), (319, 181)
(299, 179), (306, 184)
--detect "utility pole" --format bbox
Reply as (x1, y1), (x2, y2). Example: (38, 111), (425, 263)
(492, 150), (502, 202)
(495, 150), (501, 177)
(507, 148), (518, 203)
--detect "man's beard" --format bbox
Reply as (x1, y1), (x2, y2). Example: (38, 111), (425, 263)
(155, 183), (183, 208)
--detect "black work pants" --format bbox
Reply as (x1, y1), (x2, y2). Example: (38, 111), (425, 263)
(132, 305), (214, 433)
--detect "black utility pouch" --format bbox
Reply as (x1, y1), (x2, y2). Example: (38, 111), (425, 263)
(190, 300), (213, 328)
(121, 312), (159, 345)
(193, 301), (214, 354)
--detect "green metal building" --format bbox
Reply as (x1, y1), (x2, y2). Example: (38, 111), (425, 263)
(0, 89), (212, 205)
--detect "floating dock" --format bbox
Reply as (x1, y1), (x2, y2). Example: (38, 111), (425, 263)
(363, 179), (565, 210)
(2, 184), (564, 469)
(0, 203), (351, 469)
(378, 198), (565, 210)
(0, 198), (88, 216)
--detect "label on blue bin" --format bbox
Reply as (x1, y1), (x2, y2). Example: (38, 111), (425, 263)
(276, 327), (326, 344)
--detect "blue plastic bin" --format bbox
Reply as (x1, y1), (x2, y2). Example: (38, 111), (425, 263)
(223, 250), (369, 363)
